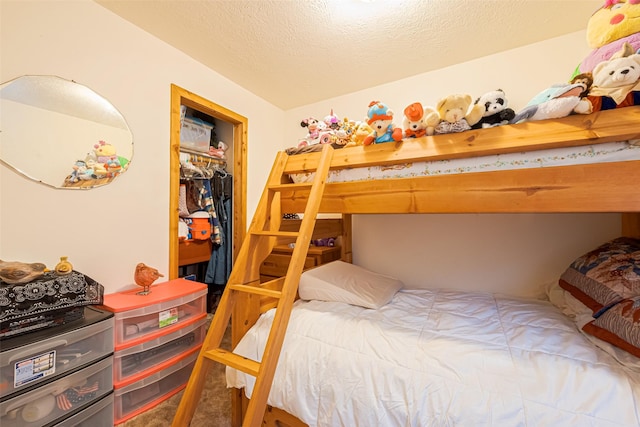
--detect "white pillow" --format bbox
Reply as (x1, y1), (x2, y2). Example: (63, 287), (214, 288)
(298, 261), (403, 309)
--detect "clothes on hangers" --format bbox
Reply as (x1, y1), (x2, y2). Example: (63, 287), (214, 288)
(206, 170), (233, 286)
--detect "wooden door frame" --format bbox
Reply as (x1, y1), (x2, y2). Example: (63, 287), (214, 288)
(169, 84), (247, 279)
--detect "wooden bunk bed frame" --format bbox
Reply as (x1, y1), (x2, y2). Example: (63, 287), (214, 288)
(175, 106), (640, 427)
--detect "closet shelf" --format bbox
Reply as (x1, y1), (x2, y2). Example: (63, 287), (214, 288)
(180, 147), (226, 163)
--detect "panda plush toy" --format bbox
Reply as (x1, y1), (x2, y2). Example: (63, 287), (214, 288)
(472, 89), (516, 129)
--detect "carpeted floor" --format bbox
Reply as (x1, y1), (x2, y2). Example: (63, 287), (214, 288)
(120, 322), (232, 427)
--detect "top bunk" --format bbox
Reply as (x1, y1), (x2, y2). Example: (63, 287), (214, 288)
(279, 106), (640, 214)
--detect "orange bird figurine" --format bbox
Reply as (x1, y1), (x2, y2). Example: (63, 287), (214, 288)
(134, 263), (164, 295)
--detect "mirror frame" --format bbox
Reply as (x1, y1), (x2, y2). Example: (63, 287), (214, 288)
(169, 84), (247, 279)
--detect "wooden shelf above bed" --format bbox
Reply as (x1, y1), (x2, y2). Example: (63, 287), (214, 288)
(283, 106), (640, 174)
(279, 107), (640, 214)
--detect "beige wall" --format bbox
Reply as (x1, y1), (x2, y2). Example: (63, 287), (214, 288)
(0, 0), (284, 293)
(284, 31), (620, 296)
(0, 1), (620, 298)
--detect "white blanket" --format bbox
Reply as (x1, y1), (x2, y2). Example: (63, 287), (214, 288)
(227, 289), (640, 426)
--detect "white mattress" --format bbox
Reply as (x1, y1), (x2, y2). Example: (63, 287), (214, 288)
(290, 140), (640, 184)
(227, 288), (640, 427)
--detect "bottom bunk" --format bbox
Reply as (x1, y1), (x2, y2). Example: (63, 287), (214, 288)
(227, 236), (640, 427)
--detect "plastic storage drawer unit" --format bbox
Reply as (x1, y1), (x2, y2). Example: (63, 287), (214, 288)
(0, 356), (113, 427)
(100, 279), (207, 350)
(52, 393), (114, 427)
(0, 307), (113, 400)
(113, 314), (207, 384)
(113, 351), (197, 425)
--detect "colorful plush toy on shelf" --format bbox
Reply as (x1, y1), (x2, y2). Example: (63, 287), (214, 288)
(432, 94), (484, 134)
(578, 0), (640, 75)
(586, 42), (640, 111)
(570, 72), (594, 98)
(323, 109), (341, 130)
(298, 116), (332, 148)
(402, 102), (438, 138)
(363, 101), (403, 145)
(471, 89), (516, 129)
(352, 121), (374, 145)
(510, 82), (593, 124)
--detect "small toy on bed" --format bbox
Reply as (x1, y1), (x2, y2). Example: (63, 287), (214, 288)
(402, 102), (438, 138)
(352, 120), (374, 145)
(323, 109), (341, 130)
(586, 42), (640, 111)
(298, 116), (332, 148)
(331, 117), (358, 147)
(471, 89), (516, 129)
(432, 94), (484, 134)
(510, 83), (593, 124)
(363, 101), (403, 145)
(578, 0), (640, 75)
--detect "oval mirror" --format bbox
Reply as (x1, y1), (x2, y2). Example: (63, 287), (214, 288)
(0, 75), (133, 189)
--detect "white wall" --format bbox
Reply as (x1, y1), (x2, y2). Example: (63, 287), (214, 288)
(284, 31), (621, 297)
(0, 0), (284, 293)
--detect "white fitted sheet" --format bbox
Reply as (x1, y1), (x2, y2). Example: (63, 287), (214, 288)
(227, 288), (640, 427)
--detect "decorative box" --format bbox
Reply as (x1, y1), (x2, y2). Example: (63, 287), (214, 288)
(0, 271), (104, 339)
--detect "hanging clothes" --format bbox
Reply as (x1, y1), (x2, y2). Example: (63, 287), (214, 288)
(205, 169), (233, 286)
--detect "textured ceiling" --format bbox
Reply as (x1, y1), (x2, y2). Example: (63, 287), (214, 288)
(95, 0), (602, 110)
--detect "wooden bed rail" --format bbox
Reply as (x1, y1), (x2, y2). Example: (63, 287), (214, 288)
(283, 107), (640, 174)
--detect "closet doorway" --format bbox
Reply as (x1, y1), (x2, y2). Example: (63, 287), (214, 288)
(168, 84), (247, 295)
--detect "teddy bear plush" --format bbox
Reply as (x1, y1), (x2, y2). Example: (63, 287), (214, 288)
(363, 101), (403, 145)
(433, 94), (484, 134)
(402, 102), (439, 138)
(471, 89), (516, 129)
(579, 0), (640, 74)
(586, 42), (640, 111)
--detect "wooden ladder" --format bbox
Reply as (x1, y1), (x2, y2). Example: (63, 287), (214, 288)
(172, 144), (334, 427)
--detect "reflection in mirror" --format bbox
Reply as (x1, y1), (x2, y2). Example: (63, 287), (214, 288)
(0, 75), (133, 189)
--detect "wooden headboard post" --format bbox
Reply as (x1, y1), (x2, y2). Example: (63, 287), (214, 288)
(622, 213), (640, 238)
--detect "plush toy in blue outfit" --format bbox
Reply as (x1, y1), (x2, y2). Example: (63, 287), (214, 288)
(363, 101), (403, 145)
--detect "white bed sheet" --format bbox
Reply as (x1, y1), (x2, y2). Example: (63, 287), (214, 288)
(289, 140), (640, 184)
(227, 289), (640, 427)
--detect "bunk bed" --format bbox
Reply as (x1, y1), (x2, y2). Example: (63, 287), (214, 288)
(219, 106), (640, 427)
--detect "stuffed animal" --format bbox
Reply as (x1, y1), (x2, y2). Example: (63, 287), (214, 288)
(323, 109), (341, 130)
(300, 117), (321, 139)
(352, 121), (373, 145)
(586, 43), (640, 111)
(433, 94), (484, 134)
(570, 72), (594, 98)
(298, 116), (332, 148)
(402, 102), (438, 138)
(362, 101), (403, 145)
(578, 0), (640, 74)
(510, 83), (593, 124)
(471, 89), (516, 129)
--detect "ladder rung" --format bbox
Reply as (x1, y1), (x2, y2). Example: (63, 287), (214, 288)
(203, 348), (260, 377)
(251, 230), (299, 238)
(269, 182), (313, 191)
(228, 283), (283, 299)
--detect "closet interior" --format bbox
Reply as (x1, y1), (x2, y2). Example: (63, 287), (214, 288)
(169, 84), (248, 313)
